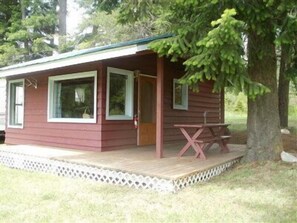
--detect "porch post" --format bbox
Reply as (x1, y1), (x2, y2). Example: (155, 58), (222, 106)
(220, 89), (225, 123)
(156, 56), (164, 158)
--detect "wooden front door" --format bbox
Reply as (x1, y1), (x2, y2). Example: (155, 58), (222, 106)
(137, 75), (157, 146)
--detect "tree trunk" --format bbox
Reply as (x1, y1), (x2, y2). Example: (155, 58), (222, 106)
(58, 0), (67, 50)
(59, 0), (67, 35)
(243, 32), (283, 161)
(278, 45), (290, 128)
(21, 0), (29, 59)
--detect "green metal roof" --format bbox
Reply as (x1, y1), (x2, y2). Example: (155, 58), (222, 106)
(0, 34), (171, 76)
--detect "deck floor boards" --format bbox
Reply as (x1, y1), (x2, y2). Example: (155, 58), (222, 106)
(0, 143), (246, 180)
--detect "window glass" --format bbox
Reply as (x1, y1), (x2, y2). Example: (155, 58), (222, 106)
(53, 77), (94, 118)
(48, 71), (97, 123)
(109, 73), (127, 116)
(9, 80), (24, 127)
(174, 83), (183, 106)
(106, 67), (133, 120)
(173, 79), (188, 110)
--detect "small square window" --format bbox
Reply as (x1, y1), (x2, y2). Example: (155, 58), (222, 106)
(173, 79), (188, 110)
(106, 67), (134, 120)
(8, 79), (24, 128)
(48, 71), (97, 123)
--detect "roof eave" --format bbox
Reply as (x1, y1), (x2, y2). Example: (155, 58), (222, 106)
(0, 44), (149, 78)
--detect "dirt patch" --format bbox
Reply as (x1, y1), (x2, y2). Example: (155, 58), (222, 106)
(230, 130), (297, 153)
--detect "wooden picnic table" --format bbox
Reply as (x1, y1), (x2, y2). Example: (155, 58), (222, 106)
(174, 123), (231, 159)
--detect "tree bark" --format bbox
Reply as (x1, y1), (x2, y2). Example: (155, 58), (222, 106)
(58, 0), (67, 50)
(21, 0), (29, 58)
(59, 0), (67, 36)
(243, 31), (283, 161)
(278, 45), (290, 128)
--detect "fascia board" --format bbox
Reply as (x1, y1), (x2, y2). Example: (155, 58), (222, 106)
(0, 44), (148, 78)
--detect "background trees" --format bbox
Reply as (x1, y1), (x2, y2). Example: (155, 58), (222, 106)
(0, 0), (58, 66)
(73, 0), (165, 49)
(0, 0), (21, 66)
(0, 0), (71, 66)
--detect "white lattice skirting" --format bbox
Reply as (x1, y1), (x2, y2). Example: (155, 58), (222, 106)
(0, 150), (240, 193)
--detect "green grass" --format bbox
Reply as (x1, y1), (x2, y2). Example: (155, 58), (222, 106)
(225, 113), (247, 132)
(0, 162), (296, 223)
(288, 117), (297, 134)
(225, 112), (297, 133)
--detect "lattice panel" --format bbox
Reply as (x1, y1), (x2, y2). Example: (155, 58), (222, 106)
(0, 150), (240, 193)
(174, 159), (239, 190)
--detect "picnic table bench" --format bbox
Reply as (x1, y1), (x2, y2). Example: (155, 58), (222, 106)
(174, 123), (231, 159)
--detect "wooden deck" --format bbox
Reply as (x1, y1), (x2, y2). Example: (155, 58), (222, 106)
(0, 143), (246, 180)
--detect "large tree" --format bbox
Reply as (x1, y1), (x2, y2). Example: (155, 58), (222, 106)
(117, 0), (297, 161)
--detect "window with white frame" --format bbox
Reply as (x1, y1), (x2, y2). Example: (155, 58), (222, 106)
(106, 67), (134, 120)
(8, 79), (24, 128)
(173, 78), (188, 110)
(48, 71), (97, 123)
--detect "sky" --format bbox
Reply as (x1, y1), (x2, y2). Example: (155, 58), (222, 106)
(67, 0), (85, 35)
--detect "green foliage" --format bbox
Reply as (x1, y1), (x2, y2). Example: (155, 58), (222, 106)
(275, 3), (297, 87)
(0, 0), (58, 67)
(57, 36), (76, 53)
(76, 0), (119, 14)
(75, 9), (155, 49)
(182, 9), (246, 90)
(225, 91), (247, 114)
(150, 8), (270, 98)
(117, 0), (170, 30)
(135, 0), (296, 100)
(73, 0), (168, 49)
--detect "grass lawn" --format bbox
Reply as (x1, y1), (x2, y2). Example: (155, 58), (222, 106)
(225, 113), (297, 152)
(0, 161), (296, 223)
(225, 112), (297, 133)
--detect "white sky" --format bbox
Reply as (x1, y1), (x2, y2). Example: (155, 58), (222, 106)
(67, 0), (85, 35)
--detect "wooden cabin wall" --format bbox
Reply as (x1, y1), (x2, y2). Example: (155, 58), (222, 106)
(98, 67), (137, 151)
(4, 52), (222, 152)
(5, 62), (103, 151)
(163, 59), (222, 144)
(99, 54), (222, 150)
(99, 53), (157, 151)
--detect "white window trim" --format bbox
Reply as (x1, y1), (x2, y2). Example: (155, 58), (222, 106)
(173, 78), (188, 110)
(8, 79), (25, 128)
(47, 71), (97, 123)
(106, 67), (134, 120)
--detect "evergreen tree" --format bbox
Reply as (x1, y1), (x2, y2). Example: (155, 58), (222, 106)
(74, 0), (165, 48)
(0, 0), (58, 66)
(0, 0), (19, 66)
(117, 0), (297, 161)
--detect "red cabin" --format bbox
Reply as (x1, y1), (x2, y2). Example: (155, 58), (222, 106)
(0, 35), (223, 158)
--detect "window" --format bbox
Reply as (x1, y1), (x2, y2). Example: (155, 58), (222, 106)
(8, 79), (24, 128)
(106, 67), (134, 120)
(48, 71), (97, 123)
(173, 78), (188, 110)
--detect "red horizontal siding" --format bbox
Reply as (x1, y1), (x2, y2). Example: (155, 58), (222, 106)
(99, 56), (222, 150)
(162, 59), (222, 144)
(5, 54), (222, 152)
(5, 61), (103, 151)
(5, 138), (101, 151)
